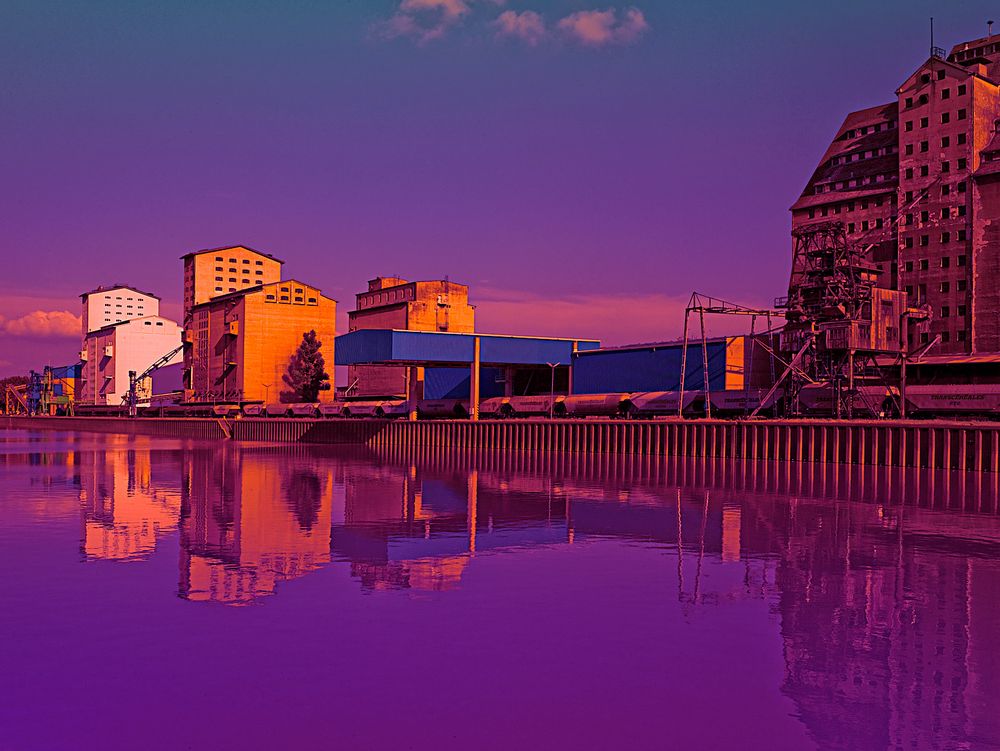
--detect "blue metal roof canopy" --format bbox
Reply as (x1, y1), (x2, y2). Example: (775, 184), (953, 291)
(335, 329), (600, 367)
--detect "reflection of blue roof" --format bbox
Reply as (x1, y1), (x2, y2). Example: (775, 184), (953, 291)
(335, 329), (600, 367)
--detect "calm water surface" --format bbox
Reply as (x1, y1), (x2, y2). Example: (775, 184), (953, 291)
(2, 429), (1000, 751)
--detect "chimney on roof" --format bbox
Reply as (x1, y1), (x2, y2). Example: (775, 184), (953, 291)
(990, 20), (995, 37)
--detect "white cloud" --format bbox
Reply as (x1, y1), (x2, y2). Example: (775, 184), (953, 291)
(557, 7), (649, 47)
(494, 10), (546, 46)
(377, 0), (505, 44)
(0, 310), (81, 338)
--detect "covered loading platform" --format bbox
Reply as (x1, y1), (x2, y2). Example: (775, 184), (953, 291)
(334, 329), (600, 419)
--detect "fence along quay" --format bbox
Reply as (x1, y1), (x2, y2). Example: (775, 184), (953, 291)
(4, 415), (1000, 474)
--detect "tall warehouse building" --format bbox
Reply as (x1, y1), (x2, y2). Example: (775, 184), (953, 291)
(346, 277), (475, 398)
(181, 245), (283, 322)
(81, 284), (161, 333)
(792, 33), (1000, 355)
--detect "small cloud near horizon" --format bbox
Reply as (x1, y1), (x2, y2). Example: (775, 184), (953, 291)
(0, 310), (81, 339)
(472, 288), (761, 347)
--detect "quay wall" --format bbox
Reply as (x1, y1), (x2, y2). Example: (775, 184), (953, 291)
(4, 416), (1000, 473)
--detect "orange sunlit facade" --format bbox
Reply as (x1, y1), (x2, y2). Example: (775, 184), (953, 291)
(183, 279), (336, 404)
(347, 277), (475, 398)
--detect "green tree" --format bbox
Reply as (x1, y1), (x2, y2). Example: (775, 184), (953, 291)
(281, 330), (330, 402)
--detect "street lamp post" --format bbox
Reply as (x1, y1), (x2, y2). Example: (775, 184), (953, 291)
(546, 362), (560, 419)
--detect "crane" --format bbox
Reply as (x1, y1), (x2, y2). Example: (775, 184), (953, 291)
(123, 345), (183, 417)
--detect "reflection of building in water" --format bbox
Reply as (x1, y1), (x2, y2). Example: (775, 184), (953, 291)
(756, 494), (1000, 751)
(179, 448), (336, 605)
(335, 465), (577, 592)
(79, 441), (182, 561)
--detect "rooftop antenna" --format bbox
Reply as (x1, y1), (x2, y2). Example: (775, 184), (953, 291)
(930, 16), (934, 56)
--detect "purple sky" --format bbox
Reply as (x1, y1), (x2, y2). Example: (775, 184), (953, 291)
(2, 0), (998, 376)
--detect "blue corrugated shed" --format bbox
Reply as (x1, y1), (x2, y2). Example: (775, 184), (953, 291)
(571, 342), (729, 393)
(424, 367), (505, 399)
(335, 329), (599, 367)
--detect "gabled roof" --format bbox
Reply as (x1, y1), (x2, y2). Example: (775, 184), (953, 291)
(790, 102), (898, 211)
(188, 278), (332, 309)
(179, 244), (285, 263)
(84, 314), (180, 336)
(80, 284), (161, 300)
(895, 55), (996, 94)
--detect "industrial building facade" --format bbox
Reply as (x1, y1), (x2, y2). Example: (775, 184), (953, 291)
(182, 245), (283, 321)
(792, 34), (1000, 356)
(78, 316), (183, 406)
(81, 284), (161, 333)
(184, 279), (336, 404)
(347, 277), (475, 399)
(180, 244), (336, 405)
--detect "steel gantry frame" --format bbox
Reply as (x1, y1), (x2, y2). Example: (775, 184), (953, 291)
(678, 292), (785, 418)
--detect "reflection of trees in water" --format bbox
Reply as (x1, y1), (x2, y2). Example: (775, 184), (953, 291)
(283, 470), (322, 531)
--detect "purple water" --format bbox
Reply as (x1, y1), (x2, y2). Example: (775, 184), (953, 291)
(2, 429), (1000, 751)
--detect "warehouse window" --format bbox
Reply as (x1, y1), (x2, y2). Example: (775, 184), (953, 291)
(958, 108), (967, 120)
(958, 330), (967, 341)
(958, 84), (967, 96)
(958, 279), (967, 291)
(905, 168), (914, 179)
(941, 331), (951, 342)
(243, 259), (250, 264)
(905, 97), (913, 108)
(920, 117), (928, 128)
(905, 120), (913, 132)
(266, 294), (276, 301)
(940, 282), (950, 293)
(920, 165), (929, 177)
(215, 286), (223, 292)
(941, 306), (950, 317)
(215, 276), (222, 281)
(255, 260), (263, 265)
(958, 254), (967, 266)
(905, 261), (914, 272)
(920, 258), (929, 269)
(958, 305), (967, 316)
(941, 231), (950, 243)
(941, 112), (950, 124)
